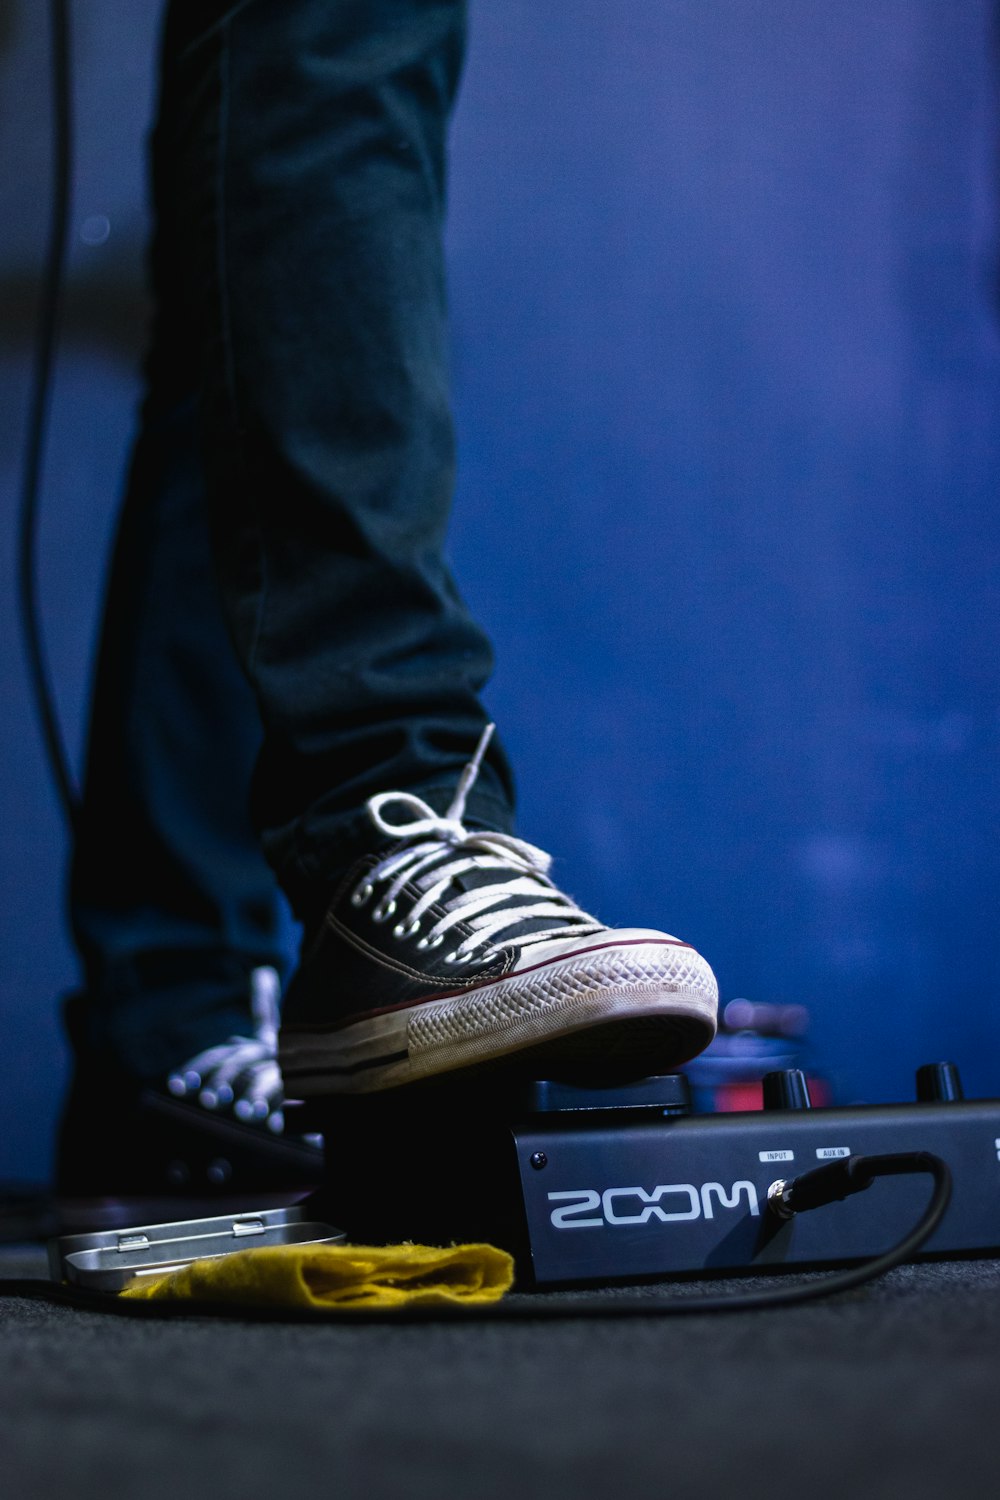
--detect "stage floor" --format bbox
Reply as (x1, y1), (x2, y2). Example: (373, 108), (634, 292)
(2, 1244), (998, 1499)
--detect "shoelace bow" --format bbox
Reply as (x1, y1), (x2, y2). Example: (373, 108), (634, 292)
(354, 725), (605, 966)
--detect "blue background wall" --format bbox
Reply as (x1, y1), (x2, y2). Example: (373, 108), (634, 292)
(2, 1), (999, 1182)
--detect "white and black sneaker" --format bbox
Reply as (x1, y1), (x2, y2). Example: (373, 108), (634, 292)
(279, 728), (719, 1096)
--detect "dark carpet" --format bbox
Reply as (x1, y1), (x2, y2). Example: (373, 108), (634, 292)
(2, 1244), (998, 1500)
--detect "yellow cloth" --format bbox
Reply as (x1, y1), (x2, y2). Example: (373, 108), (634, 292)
(119, 1242), (514, 1310)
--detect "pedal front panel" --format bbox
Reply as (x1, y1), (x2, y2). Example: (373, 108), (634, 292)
(304, 1068), (1000, 1287)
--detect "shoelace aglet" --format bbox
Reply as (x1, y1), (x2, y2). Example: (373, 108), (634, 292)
(446, 722), (496, 825)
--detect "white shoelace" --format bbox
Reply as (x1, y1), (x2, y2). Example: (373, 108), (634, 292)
(354, 725), (605, 965)
(167, 967), (290, 1134)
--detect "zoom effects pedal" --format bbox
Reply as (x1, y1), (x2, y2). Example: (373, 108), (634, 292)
(303, 1063), (1000, 1286)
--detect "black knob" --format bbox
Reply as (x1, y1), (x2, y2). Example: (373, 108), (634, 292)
(762, 1069), (813, 1111)
(916, 1062), (964, 1103)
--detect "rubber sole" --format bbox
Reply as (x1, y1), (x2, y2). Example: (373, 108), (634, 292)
(280, 940), (719, 1095)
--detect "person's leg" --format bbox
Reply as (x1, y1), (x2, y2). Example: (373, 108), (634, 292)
(60, 375), (321, 1193)
(61, 0), (514, 1195)
(159, 0), (718, 1093)
(68, 384), (292, 1084)
(59, 11), (318, 1195)
(160, 0), (516, 933)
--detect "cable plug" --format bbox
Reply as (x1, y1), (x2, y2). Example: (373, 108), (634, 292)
(767, 1149), (946, 1221)
(767, 1155), (875, 1220)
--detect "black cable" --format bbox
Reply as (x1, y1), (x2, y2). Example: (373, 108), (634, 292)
(0, 1151), (953, 1320)
(17, 0), (81, 832)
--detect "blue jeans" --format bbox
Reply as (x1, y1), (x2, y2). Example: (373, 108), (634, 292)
(70, 0), (515, 1078)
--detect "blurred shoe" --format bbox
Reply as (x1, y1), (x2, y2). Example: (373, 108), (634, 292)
(57, 967), (322, 1200)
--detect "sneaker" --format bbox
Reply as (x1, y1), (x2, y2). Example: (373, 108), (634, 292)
(279, 728), (718, 1096)
(58, 968), (323, 1199)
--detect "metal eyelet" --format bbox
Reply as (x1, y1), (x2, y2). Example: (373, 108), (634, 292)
(427, 934), (445, 949)
(443, 951), (467, 965)
(351, 882), (374, 907)
(393, 919), (420, 940)
(372, 899), (397, 923)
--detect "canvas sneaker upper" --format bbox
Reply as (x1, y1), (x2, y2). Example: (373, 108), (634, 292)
(279, 728), (719, 1095)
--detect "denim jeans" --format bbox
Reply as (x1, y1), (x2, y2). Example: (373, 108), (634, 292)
(70, 0), (515, 1078)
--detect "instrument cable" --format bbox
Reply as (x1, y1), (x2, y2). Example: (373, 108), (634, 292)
(17, 0), (81, 832)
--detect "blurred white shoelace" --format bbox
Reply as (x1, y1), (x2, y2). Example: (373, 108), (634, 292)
(167, 966), (300, 1135)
